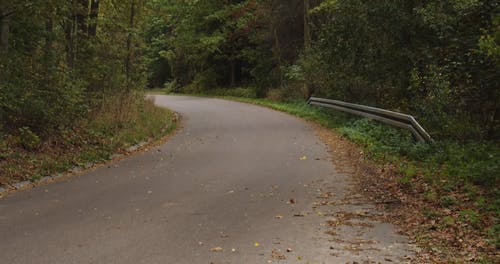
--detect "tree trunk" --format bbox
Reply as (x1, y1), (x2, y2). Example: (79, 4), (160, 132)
(45, 18), (54, 56)
(88, 0), (99, 36)
(0, 10), (10, 52)
(303, 0), (312, 99)
(273, 27), (283, 87)
(75, 0), (89, 61)
(303, 0), (311, 50)
(126, 0), (136, 89)
(76, 0), (88, 37)
(230, 59), (236, 87)
(230, 45), (236, 87)
(64, 18), (75, 67)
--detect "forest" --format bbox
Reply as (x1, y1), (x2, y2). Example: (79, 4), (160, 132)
(142, 0), (499, 141)
(0, 0), (499, 261)
(1, 0), (498, 139)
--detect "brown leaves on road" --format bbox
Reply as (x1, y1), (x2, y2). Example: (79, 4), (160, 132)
(210, 246), (223, 252)
(271, 249), (286, 260)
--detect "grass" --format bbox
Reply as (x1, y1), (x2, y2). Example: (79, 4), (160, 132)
(0, 94), (176, 187)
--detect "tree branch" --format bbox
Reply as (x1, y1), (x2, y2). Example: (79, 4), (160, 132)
(0, 10), (16, 20)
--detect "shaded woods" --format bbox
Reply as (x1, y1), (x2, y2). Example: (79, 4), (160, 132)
(0, 0), (175, 185)
(1, 0), (498, 142)
(143, 0), (499, 141)
(0, 0), (147, 134)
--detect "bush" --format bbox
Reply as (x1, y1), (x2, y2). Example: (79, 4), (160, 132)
(164, 80), (181, 93)
(17, 127), (41, 151)
(0, 56), (87, 135)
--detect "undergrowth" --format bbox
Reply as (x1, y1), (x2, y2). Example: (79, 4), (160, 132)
(0, 94), (176, 186)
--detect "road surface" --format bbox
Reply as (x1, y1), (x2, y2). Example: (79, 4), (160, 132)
(0, 95), (414, 263)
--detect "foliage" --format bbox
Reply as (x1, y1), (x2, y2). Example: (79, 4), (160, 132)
(0, 97), (176, 186)
(304, 0), (500, 140)
(143, 0), (499, 141)
(143, 0), (305, 94)
(0, 0), (149, 138)
(0, 0), (177, 184)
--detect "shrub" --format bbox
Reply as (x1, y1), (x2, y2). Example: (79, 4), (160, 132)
(17, 127), (41, 151)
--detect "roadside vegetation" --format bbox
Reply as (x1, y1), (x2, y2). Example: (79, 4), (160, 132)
(0, 96), (175, 186)
(0, 1), (176, 186)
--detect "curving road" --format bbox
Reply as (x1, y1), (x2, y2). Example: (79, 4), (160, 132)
(0, 96), (413, 263)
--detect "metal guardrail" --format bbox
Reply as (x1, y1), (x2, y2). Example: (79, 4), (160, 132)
(308, 97), (432, 143)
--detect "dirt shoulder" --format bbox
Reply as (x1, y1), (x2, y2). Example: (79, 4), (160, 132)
(313, 123), (498, 263)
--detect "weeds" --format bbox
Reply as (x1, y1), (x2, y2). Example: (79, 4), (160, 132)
(0, 93), (176, 186)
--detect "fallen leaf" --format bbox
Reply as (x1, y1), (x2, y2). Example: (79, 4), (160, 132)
(210, 246), (223, 252)
(286, 248), (293, 252)
(275, 215), (283, 219)
(254, 242), (260, 247)
(299, 155), (307, 160)
(271, 249), (286, 260)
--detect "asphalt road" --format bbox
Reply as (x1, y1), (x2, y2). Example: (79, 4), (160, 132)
(0, 95), (413, 263)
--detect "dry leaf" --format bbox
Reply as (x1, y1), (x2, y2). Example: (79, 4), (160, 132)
(271, 249), (286, 260)
(210, 246), (223, 252)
